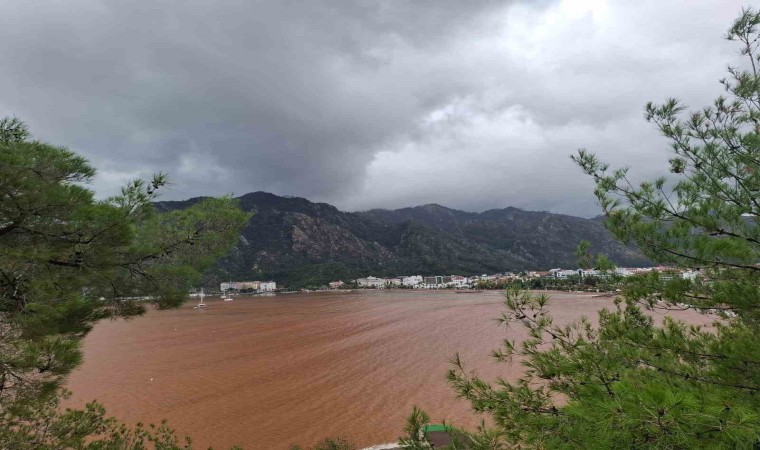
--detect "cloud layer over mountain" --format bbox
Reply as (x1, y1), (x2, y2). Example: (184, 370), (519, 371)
(0, 0), (745, 216)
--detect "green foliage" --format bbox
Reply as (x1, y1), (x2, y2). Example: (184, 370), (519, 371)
(399, 407), (502, 450)
(398, 405), (430, 449)
(0, 116), (31, 142)
(0, 118), (249, 448)
(449, 289), (760, 449)
(576, 240), (616, 274)
(0, 390), (194, 449)
(572, 8), (760, 322)
(575, 240), (593, 269)
(269, 262), (365, 290)
(448, 9), (760, 449)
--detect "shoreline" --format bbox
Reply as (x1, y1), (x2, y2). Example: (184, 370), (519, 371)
(291, 288), (617, 294)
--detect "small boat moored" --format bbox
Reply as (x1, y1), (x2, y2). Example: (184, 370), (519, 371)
(194, 289), (207, 309)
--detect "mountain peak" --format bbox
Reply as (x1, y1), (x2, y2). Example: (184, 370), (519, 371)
(160, 192), (648, 288)
(417, 203), (452, 211)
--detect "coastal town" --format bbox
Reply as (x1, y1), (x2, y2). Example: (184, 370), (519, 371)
(339, 266), (701, 289)
(219, 266), (702, 293)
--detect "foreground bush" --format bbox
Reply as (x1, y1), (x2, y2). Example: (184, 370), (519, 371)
(0, 118), (249, 448)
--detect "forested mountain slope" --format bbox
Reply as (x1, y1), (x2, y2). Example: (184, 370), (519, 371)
(155, 192), (648, 287)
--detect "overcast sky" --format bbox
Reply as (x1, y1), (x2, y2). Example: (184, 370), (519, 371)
(0, 0), (748, 216)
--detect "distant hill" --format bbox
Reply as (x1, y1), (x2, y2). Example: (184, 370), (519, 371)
(155, 192), (649, 288)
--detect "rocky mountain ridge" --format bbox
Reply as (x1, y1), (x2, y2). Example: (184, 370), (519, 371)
(155, 192), (649, 288)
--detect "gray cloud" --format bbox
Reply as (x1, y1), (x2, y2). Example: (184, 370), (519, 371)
(0, 0), (747, 216)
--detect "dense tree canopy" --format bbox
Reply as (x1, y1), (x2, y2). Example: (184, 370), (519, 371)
(0, 119), (249, 447)
(447, 8), (760, 449)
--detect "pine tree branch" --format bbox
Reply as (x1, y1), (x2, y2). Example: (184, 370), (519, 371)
(638, 359), (760, 392)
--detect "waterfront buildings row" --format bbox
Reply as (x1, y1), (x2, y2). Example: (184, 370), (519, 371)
(352, 274), (505, 289)
(215, 267), (701, 293)
(336, 266), (702, 290)
(220, 280), (277, 292)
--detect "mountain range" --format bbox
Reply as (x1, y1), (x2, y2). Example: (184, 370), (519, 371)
(155, 192), (649, 288)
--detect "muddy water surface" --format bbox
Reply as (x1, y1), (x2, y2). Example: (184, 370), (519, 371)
(65, 290), (709, 449)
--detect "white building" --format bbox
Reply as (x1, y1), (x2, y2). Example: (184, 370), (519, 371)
(450, 275), (469, 288)
(550, 269), (576, 279)
(328, 280), (345, 289)
(388, 278), (403, 286)
(221, 280), (275, 292)
(549, 268), (602, 279)
(423, 276), (450, 289)
(356, 276), (387, 288)
(221, 281), (259, 291)
(402, 275), (423, 287)
(681, 270), (700, 281)
(259, 281), (277, 292)
(579, 269), (600, 278)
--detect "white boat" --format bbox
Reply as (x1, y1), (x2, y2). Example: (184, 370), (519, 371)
(194, 289), (207, 309)
(221, 281), (235, 301)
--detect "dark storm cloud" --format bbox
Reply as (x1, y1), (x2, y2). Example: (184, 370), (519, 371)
(0, 0), (748, 216)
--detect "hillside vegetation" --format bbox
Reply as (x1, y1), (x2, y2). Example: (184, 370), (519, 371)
(156, 192), (648, 287)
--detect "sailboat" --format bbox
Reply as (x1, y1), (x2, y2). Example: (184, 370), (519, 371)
(194, 288), (207, 309)
(222, 282), (234, 301)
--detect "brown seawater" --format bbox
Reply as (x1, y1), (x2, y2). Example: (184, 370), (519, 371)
(65, 290), (710, 449)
